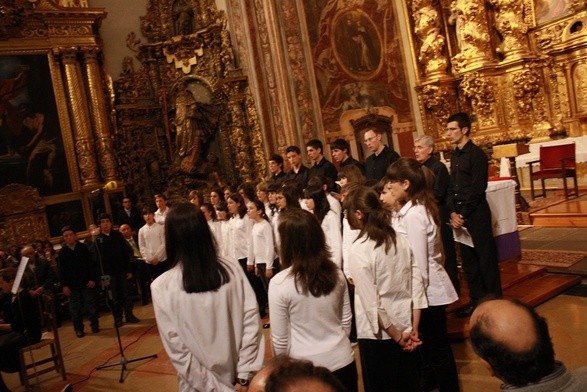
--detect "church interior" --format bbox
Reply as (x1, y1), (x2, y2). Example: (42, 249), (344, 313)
(1, 0), (587, 391)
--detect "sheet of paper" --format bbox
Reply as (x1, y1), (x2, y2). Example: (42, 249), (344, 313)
(12, 256), (30, 294)
(453, 227), (474, 248)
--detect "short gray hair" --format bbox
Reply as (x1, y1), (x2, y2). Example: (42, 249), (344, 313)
(414, 134), (435, 150)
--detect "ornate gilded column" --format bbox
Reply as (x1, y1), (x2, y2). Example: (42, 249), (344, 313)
(488, 0), (530, 60)
(223, 77), (254, 182)
(59, 47), (100, 187)
(448, 0), (494, 73)
(412, 0), (448, 78)
(82, 47), (117, 181)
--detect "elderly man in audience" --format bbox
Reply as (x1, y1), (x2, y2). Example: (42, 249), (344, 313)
(470, 298), (587, 391)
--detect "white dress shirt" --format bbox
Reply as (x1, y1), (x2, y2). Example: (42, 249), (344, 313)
(138, 222), (166, 264)
(154, 207), (168, 225)
(228, 215), (253, 261)
(152, 258), (264, 391)
(327, 193), (341, 218)
(269, 267), (354, 371)
(342, 217), (360, 279)
(321, 210), (342, 268)
(216, 220), (231, 259)
(247, 219), (275, 269)
(349, 234), (428, 340)
(392, 201), (458, 306)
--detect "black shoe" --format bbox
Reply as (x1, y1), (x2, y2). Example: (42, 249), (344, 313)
(263, 323), (270, 329)
(456, 304), (477, 318)
(114, 318), (123, 328)
(126, 315), (140, 323)
(91, 326), (100, 334)
(75, 330), (85, 338)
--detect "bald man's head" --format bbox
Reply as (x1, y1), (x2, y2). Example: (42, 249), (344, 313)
(470, 299), (555, 386)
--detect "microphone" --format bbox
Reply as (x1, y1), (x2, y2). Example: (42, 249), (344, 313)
(89, 181), (119, 194)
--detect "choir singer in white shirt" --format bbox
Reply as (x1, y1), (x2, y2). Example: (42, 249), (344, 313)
(151, 202), (264, 391)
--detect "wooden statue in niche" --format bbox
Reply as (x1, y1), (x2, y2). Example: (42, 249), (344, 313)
(170, 80), (221, 177)
(173, 0), (194, 36)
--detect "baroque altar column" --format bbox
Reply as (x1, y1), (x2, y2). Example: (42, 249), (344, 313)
(82, 47), (117, 181)
(59, 47), (100, 188)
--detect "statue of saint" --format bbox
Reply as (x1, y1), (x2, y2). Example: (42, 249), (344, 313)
(173, 83), (197, 158)
(173, 0), (194, 36)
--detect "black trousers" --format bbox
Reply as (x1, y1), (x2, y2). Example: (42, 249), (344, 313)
(440, 204), (460, 294)
(358, 338), (419, 392)
(460, 199), (502, 303)
(238, 258), (267, 317)
(419, 305), (460, 392)
(332, 360), (358, 392)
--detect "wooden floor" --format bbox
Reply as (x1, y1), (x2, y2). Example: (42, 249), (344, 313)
(530, 193), (587, 226)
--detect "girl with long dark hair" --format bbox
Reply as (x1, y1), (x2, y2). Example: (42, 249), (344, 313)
(382, 157), (459, 392)
(151, 203), (264, 391)
(344, 186), (427, 392)
(269, 209), (358, 392)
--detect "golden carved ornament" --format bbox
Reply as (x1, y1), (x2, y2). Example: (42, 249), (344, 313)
(163, 35), (204, 74)
(0, 1), (25, 40)
(0, 184), (44, 217)
(489, 0), (529, 58)
(511, 67), (541, 114)
(448, 0), (493, 72)
(460, 72), (495, 116)
(412, 0), (448, 76)
(419, 84), (452, 124)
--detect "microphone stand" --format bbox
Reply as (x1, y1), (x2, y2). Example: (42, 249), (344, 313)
(93, 236), (157, 383)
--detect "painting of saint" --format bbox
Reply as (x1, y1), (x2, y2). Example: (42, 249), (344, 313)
(0, 55), (71, 196)
(333, 10), (382, 75)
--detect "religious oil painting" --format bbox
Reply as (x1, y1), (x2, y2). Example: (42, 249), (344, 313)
(0, 55), (71, 196)
(535, 0), (572, 25)
(306, 0), (413, 132)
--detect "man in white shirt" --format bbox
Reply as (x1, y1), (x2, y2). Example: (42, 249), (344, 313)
(138, 208), (168, 281)
(154, 194), (169, 225)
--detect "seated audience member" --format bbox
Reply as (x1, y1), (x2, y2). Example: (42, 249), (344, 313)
(470, 298), (587, 391)
(0, 267), (42, 392)
(263, 356), (346, 392)
(20, 245), (57, 297)
(57, 226), (100, 337)
(151, 203), (264, 391)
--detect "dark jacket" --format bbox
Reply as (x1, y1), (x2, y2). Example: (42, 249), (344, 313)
(58, 241), (100, 289)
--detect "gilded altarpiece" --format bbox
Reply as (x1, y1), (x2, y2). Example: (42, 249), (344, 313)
(0, 0), (118, 246)
(406, 0), (587, 157)
(113, 0), (266, 205)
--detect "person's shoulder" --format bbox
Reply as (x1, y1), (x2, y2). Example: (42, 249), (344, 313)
(271, 267), (292, 286)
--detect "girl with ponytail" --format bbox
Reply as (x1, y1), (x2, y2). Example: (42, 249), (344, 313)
(343, 185), (427, 392)
(382, 157), (459, 392)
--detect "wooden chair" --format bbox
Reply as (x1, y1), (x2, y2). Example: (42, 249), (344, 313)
(528, 143), (578, 200)
(18, 294), (67, 390)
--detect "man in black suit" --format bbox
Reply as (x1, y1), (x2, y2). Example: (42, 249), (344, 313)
(331, 138), (364, 173)
(363, 127), (400, 181)
(306, 139), (337, 185)
(91, 213), (140, 327)
(115, 197), (144, 233)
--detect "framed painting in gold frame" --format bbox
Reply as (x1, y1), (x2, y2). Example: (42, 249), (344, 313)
(0, 54), (73, 196)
